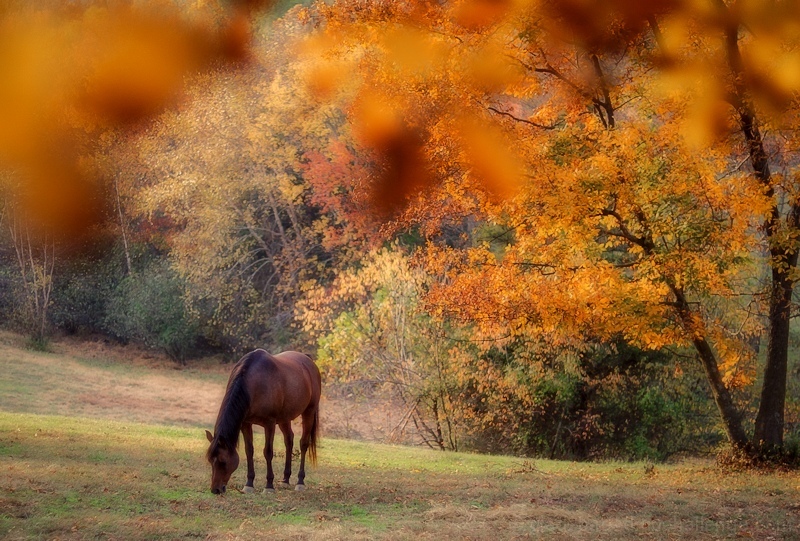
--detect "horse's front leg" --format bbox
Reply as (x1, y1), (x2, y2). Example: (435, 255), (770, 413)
(241, 423), (255, 493)
(279, 421), (293, 487)
(263, 420), (277, 492)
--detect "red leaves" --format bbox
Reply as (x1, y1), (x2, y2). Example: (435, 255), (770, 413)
(545, 0), (682, 52)
(349, 92), (436, 218)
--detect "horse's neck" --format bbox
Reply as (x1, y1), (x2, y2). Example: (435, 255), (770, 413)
(215, 409), (243, 442)
(215, 382), (249, 446)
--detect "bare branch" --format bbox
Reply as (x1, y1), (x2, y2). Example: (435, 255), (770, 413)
(487, 106), (561, 130)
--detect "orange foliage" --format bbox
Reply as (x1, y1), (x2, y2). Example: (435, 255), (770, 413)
(0, 1), (275, 241)
(299, 0), (797, 396)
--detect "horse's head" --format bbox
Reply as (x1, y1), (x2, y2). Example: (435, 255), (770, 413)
(205, 430), (239, 495)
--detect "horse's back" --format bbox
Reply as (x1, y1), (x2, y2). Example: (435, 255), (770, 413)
(273, 351), (321, 393)
(244, 349), (320, 424)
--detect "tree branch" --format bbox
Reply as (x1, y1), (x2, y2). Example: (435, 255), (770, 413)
(647, 15), (665, 51)
(487, 106), (561, 130)
(596, 208), (655, 253)
(590, 54), (615, 129)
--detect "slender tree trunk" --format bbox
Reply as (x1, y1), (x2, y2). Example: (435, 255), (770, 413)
(38, 233), (55, 343)
(670, 286), (750, 448)
(113, 173), (132, 275)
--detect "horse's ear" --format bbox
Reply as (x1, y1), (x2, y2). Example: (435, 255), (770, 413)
(205, 430), (214, 443)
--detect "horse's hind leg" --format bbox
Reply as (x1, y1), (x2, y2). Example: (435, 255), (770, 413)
(242, 423), (255, 493)
(263, 420), (277, 491)
(279, 421), (293, 487)
(296, 408), (315, 491)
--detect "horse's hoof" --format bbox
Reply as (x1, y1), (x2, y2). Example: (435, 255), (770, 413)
(242, 486), (255, 494)
(279, 481), (291, 490)
(295, 484), (306, 492)
(263, 488), (276, 495)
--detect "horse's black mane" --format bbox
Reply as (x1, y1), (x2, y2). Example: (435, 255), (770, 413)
(207, 352), (255, 458)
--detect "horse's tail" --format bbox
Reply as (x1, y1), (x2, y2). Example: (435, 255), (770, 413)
(308, 406), (319, 466)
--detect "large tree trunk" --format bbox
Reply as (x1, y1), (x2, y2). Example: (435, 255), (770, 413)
(754, 249), (798, 451)
(720, 7), (798, 453)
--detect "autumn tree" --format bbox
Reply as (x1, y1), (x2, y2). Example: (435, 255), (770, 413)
(299, 246), (467, 450)
(123, 14), (372, 353)
(0, 0), (288, 344)
(301, 0), (800, 454)
(0, 174), (57, 345)
(0, 0), (374, 355)
(706, 0), (800, 453)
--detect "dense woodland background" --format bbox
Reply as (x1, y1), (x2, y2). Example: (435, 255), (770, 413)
(1, 0), (799, 462)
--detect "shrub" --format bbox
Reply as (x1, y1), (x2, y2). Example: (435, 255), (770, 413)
(105, 261), (200, 363)
(457, 340), (721, 461)
(49, 253), (124, 335)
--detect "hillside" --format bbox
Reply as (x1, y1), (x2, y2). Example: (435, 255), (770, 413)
(0, 332), (406, 442)
(1, 335), (799, 540)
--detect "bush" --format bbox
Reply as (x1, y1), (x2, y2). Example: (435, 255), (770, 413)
(0, 262), (23, 329)
(457, 339), (721, 461)
(0, 253), (54, 343)
(105, 261), (200, 363)
(49, 253), (124, 336)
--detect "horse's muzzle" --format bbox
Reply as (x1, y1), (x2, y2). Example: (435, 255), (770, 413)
(211, 485), (226, 495)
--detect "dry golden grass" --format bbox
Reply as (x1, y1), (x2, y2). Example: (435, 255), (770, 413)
(0, 331), (226, 426)
(0, 331), (406, 440)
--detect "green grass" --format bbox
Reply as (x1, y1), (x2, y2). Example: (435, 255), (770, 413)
(1, 334), (799, 539)
(2, 412), (799, 540)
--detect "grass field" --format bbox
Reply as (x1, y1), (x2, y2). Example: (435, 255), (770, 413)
(1, 333), (799, 540)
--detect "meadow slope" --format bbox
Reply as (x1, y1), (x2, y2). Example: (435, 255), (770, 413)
(1, 333), (799, 540)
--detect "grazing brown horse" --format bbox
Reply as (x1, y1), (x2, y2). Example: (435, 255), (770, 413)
(205, 349), (321, 494)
